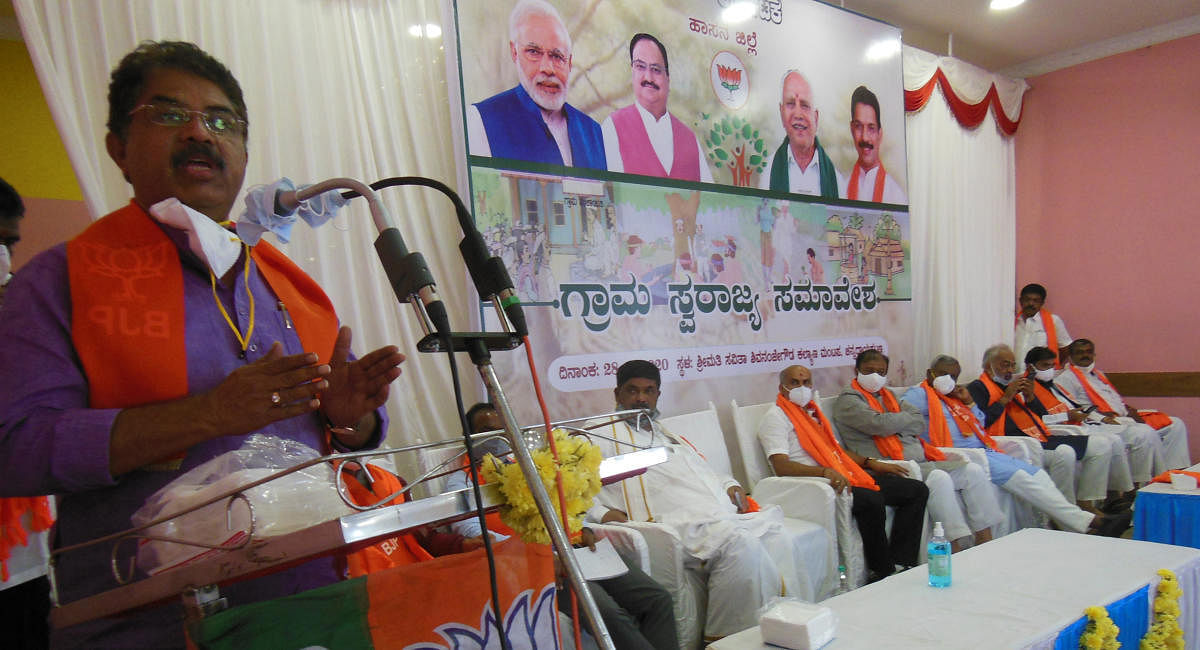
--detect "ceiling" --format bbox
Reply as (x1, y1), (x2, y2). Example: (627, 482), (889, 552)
(4, 1), (1200, 78)
(839, 0), (1200, 77)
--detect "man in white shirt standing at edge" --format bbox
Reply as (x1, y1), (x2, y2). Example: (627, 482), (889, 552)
(588, 360), (820, 641)
(1014, 283), (1072, 371)
(1054, 338), (1191, 476)
(601, 33), (713, 182)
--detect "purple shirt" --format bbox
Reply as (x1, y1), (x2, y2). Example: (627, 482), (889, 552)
(0, 220), (385, 648)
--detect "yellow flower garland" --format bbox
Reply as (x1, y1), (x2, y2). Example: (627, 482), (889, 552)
(1141, 568), (1184, 650)
(479, 429), (603, 545)
(1080, 605), (1120, 649)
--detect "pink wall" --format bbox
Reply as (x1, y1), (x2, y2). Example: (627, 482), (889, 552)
(1016, 33), (1200, 460)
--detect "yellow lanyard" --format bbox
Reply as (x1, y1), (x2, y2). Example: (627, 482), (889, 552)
(209, 244), (255, 358)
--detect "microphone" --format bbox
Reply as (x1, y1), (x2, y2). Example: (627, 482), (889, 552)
(345, 177), (528, 339)
(282, 177), (450, 337)
(460, 228), (528, 338)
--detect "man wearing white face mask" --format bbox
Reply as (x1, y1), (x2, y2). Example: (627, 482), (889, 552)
(833, 351), (1001, 552)
(1024, 346), (1136, 510)
(967, 344), (1113, 513)
(1054, 338), (1190, 474)
(900, 352), (1129, 536)
(758, 365), (928, 583)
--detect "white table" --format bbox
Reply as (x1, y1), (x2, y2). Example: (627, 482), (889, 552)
(711, 528), (1200, 650)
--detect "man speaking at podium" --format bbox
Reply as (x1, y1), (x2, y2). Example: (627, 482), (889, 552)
(0, 41), (404, 647)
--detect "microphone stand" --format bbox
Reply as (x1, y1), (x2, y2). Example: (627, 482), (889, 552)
(327, 178), (615, 650)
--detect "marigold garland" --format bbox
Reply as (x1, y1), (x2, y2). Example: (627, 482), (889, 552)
(1080, 605), (1120, 649)
(1141, 568), (1184, 650)
(479, 429), (602, 545)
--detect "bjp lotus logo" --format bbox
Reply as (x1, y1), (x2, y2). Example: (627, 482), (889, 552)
(710, 51), (748, 110)
(717, 65), (741, 93)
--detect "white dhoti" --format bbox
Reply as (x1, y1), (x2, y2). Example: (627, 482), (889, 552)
(1001, 468), (1094, 533)
(1072, 432), (1115, 502)
(666, 508), (800, 636)
(1110, 420), (1168, 482)
(1155, 416), (1192, 471)
(1042, 444), (1078, 503)
(924, 465), (1002, 541)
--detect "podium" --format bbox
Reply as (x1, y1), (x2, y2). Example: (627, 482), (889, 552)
(50, 439), (668, 642)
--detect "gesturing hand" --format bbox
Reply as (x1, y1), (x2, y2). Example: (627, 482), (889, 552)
(320, 326), (405, 429)
(202, 342), (330, 436)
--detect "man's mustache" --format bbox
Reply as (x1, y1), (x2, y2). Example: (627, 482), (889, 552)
(171, 142), (226, 171)
(640, 80), (660, 90)
(857, 141), (874, 150)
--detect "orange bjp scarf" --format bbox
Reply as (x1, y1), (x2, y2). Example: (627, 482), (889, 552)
(1032, 382), (1070, 416)
(0, 496), (53, 581)
(846, 161), (887, 202)
(851, 380), (946, 461)
(776, 394), (877, 490)
(1067, 365), (1173, 430)
(66, 202), (339, 468)
(339, 465), (434, 577)
(977, 374), (1050, 442)
(923, 382), (999, 451)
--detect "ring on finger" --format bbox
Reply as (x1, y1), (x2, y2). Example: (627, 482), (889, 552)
(270, 391), (282, 406)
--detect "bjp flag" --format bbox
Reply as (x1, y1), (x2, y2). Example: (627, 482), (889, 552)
(191, 538), (558, 649)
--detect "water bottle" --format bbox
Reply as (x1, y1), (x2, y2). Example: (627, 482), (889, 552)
(834, 564), (850, 595)
(927, 521), (951, 588)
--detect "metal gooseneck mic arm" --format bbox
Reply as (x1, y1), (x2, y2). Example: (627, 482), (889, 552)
(340, 177), (527, 338)
(284, 178), (451, 337)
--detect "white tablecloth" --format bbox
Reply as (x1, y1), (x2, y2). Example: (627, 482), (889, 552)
(711, 528), (1200, 649)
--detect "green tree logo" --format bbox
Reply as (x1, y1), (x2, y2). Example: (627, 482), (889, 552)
(697, 113), (768, 187)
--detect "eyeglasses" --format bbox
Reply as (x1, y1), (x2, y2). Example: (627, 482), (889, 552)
(521, 44), (569, 68)
(632, 60), (666, 77)
(129, 104), (246, 137)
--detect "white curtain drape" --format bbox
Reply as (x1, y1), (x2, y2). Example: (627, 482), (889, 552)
(903, 46), (1019, 377)
(14, 0), (477, 479)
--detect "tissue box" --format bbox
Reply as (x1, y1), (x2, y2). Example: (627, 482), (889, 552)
(1171, 472), (1198, 491)
(760, 600), (837, 650)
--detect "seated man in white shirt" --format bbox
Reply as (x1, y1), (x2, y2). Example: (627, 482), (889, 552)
(588, 360), (812, 640)
(449, 402), (678, 650)
(1054, 338), (1191, 476)
(757, 365), (929, 580)
(1023, 346), (1136, 512)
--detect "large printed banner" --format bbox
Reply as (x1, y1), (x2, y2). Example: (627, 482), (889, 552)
(448, 0), (916, 419)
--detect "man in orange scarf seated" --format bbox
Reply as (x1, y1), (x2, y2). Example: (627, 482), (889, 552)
(831, 351), (1002, 553)
(899, 353), (1129, 536)
(1023, 346), (1136, 512)
(1053, 338), (1191, 475)
(758, 364), (928, 583)
(966, 344), (1117, 515)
